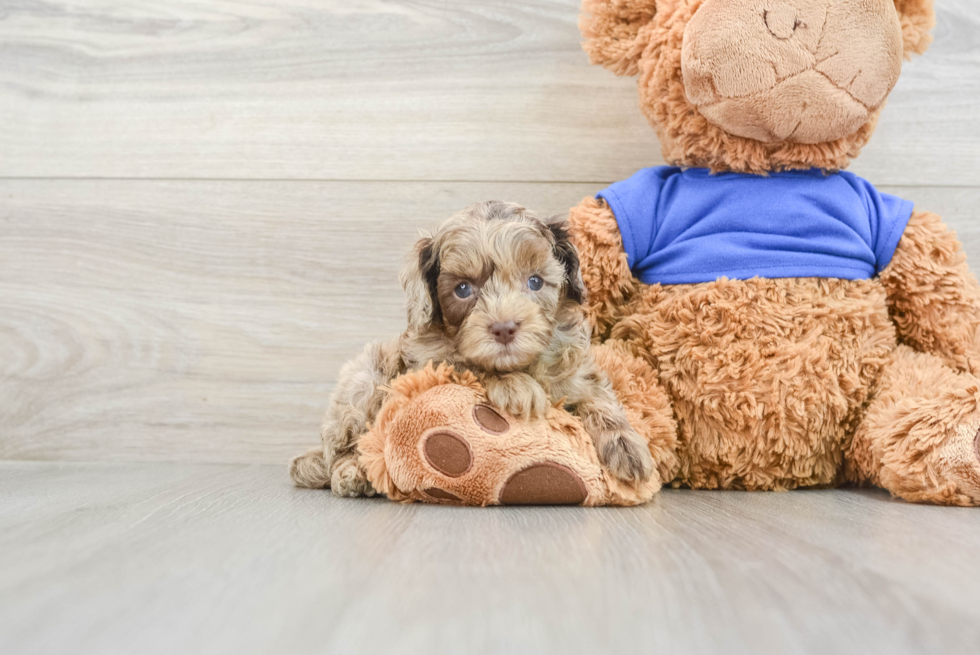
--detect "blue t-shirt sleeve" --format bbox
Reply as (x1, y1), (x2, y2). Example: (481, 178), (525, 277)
(852, 175), (915, 274)
(596, 167), (669, 270)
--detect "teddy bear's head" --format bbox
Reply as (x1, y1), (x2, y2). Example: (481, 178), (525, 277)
(581, 0), (935, 173)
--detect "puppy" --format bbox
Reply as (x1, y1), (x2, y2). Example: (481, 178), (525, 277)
(290, 201), (653, 496)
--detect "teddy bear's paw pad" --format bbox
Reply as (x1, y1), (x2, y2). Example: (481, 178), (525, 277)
(473, 404), (509, 435)
(975, 427), (980, 463)
(423, 431), (473, 478)
(423, 487), (462, 503)
(499, 463), (588, 506)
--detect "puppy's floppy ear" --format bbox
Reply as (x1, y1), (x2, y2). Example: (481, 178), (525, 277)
(893, 0), (935, 58)
(399, 235), (442, 331)
(547, 217), (587, 305)
(580, 0), (658, 77)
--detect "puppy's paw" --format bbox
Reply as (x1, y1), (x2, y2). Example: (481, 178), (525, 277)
(485, 374), (549, 421)
(330, 457), (377, 498)
(597, 428), (654, 485)
(289, 448), (332, 488)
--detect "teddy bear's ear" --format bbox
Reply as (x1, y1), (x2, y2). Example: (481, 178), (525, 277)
(894, 0), (936, 57)
(580, 0), (659, 77)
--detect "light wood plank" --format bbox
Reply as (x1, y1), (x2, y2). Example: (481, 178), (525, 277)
(2, 181), (978, 464)
(1, 461), (979, 655)
(0, 0), (977, 185)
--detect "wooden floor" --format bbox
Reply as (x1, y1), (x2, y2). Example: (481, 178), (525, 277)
(3, 1), (980, 652)
(1, 460), (979, 655)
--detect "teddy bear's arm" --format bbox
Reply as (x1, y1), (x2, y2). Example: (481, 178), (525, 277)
(880, 209), (980, 375)
(567, 196), (638, 340)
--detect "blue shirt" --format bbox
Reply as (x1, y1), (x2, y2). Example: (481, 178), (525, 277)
(596, 167), (915, 285)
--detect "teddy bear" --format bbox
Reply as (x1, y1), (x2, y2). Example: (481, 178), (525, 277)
(335, 0), (980, 507)
(563, 0), (980, 506)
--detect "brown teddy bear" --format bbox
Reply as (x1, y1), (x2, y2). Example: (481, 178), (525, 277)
(566, 0), (980, 506)
(343, 0), (980, 506)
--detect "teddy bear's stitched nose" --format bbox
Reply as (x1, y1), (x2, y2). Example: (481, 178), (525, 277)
(764, 4), (800, 40)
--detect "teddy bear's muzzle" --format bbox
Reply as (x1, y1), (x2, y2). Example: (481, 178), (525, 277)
(679, 0), (905, 144)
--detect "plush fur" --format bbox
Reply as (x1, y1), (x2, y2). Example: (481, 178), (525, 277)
(565, 0), (980, 506)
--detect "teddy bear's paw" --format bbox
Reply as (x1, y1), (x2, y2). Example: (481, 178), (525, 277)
(330, 457), (377, 498)
(498, 463), (588, 506)
(949, 422), (980, 494)
(420, 405), (511, 480)
(422, 430), (474, 478)
(414, 403), (592, 505)
(596, 427), (654, 485)
(421, 487), (464, 503)
(415, 405), (512, 504)
(918, 420), (980, 506)
(473, 404), (510, 434)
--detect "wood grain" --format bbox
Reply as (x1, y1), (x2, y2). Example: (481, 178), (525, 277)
(1, 461), (979, 655)
(1, 180), (978, 465)
(0, 0), (976, 185)
(0, 180), (600, 463)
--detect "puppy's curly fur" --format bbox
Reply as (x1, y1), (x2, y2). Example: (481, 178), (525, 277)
(290, 201), (653, 496)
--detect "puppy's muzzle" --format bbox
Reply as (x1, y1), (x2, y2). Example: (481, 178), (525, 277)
(490, 321), (519, 345)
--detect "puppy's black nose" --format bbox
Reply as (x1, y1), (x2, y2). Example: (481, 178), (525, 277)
(490, 321), (519, 345)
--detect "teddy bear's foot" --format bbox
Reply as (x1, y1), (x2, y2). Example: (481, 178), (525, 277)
(497, 463), (588, 505)
(358, 362), (666, 506)
(926, 420), (980, 503)
(893, 419), (980, 506)
(416, 406), (591, 506)
(417, 427), (473, 504)
(358, 364), (613, 506)
(422, 451), (589, 506)
(847, 346), (980, 506)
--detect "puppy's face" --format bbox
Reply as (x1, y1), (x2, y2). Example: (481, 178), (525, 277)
(401, 202), (585, 373)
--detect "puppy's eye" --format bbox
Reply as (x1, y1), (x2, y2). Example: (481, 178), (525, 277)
(454, 282), (473, 299)
(527, 275), (544, 291)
